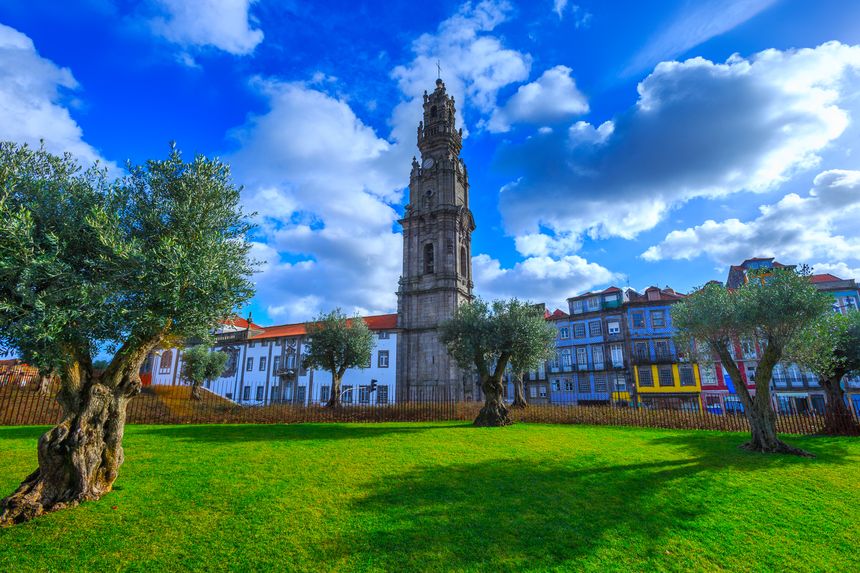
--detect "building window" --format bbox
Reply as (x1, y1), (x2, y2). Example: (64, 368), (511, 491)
(679, 365), (695, 387)
(745, 363), (757, 383)
(594, 372), (608, 393)
(561, 348), (572, 368)
(226, 392), (233, 400)
(638, 367), (653, 387)
(631, 312), (645, 327)
(576, 347), (588, 368)
(699, 365), (717, 386)
(271, 385), (281, 401)
(571, 300), (584, 314)
(634, 342), (649, 361)
(539, 386), (547, 398)
(651, 310), (666, 328)
(342, 386), (353, 403)
(559, 327), (570, 339)
(159, 350), (173, 374)
(242, 386), (251, 401)
(423, 243), (435, 274)
(741, 338), (756, 359)
(588, 321), (602, 337)
(613, 373), (627, 392)
(607, 321), (620, 335)
(377, 385), (389, 404)
(564, 379), (574, 391)
(378, 331), (390, 340)
(273, 355), (281, 374)
(586, 297), (600, 311)
(460, 246), (468, 277)
(610, 344), (624, 367)
(788, 364), (803, 386)
(378, 350), (390, 368)
(249, 340), (255, 348)
(246, 357), (253, 371)
(530, 386), (538, 398)
(259, 356), (267, 371)
(573, 323), (586, 338)
(320, 385), (330, 402)
(359, 385), (371, 404)
(592, 346), (604, 369)
(297, 386), (306, 403)
(658, 366), (674, 387)
(256, 386), (264, 401)
(577, 375), (591, 394)
(654, 340), (670, 361)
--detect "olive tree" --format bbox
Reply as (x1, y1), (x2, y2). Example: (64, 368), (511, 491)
(302, 309), (375, 408)
(672, 267), (831, 456)
(441, 298), (557, 426)
(785, 311), (860, 435)
(510, 305), (556, 409)
(180, 344), (229, 401)
(0, 143), (254, 525)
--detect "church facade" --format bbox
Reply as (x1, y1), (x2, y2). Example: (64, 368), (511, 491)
(395, 78), (478, 401)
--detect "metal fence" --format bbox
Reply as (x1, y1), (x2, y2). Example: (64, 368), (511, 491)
(2, 382), (858, 435)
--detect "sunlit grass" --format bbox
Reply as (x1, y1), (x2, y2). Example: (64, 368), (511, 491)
(0, 423), (857, 572)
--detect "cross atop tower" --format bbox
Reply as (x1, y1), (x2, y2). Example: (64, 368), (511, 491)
(436, 60), (441, 80)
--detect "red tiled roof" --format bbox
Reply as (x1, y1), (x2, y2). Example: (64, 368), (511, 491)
(223, 316), (264, 330)
(548, 309), (568, 319)
(249, 313), (398, 340)
(811, 273), (842, 283)
(600, 286), (622, 294)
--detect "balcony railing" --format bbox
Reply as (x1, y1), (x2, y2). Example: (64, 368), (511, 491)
(214, 330), (249, 344)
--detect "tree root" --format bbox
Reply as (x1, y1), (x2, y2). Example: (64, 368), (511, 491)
(739, 440), (815, 458)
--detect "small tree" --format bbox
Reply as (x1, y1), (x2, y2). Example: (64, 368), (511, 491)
(180, 344), (229, 401)
(0, 143), (254, 525)
(510, 306), (557, 409)
(441, 298), (557, 426)
(672, 267), (831, 456)
(302, 309), (374, 408)
(785, 312), (860, 435)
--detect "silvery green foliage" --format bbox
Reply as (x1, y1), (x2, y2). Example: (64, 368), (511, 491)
(302, 309), (375, 380)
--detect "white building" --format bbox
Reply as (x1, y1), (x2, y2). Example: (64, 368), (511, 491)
(146, 314), (399, 405)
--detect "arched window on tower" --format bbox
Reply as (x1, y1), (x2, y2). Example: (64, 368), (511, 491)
(460, 245), (468, 277)
(430, 105), (437, 118)
(424, 243), (435, 274)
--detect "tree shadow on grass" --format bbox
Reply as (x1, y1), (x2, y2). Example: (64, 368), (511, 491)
(319, 457), (713, 572)
(645, 432), (856, 470)
(136, 422), (468, 443)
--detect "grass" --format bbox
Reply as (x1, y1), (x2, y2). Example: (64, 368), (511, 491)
(0, 423), (858, 572)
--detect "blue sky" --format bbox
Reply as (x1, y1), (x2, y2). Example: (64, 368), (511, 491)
(2, 0), (860, 323)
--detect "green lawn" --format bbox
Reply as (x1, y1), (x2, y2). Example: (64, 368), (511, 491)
(0, 423), (858, 572)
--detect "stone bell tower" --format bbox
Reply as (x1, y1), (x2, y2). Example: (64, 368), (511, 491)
(396, 77), (477, 402)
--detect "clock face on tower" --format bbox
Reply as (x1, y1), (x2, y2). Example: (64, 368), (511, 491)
(422, 157), (435, 169)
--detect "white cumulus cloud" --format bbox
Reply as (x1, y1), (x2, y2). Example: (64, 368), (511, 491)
(642, 169), (860, 269)
(499, 42), (860, 248)
(229, 81), (404, 323)
(487, 65), (589, 132)
(0, 24), (112, 168)
(473, 253), (620, 308)
(148, 0), (264, 56)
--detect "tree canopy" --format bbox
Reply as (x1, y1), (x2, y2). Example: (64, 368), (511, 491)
(440, 298), (556, 425)
(180, 344), (229, 400)
(672, 267), (832, 454)
(0, 142), (256, 524)
(302, 309), (375, 407)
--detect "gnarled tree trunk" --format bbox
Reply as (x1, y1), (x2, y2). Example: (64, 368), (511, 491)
(820, 376), (860, 436)
(511, 374), (528, 409)
(717, 342), (812, 457)
(474, 371), (512, 427)
(325, 372), (342, 408)
(1, 341), (156, 526)
(190, 382), (202, 401)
